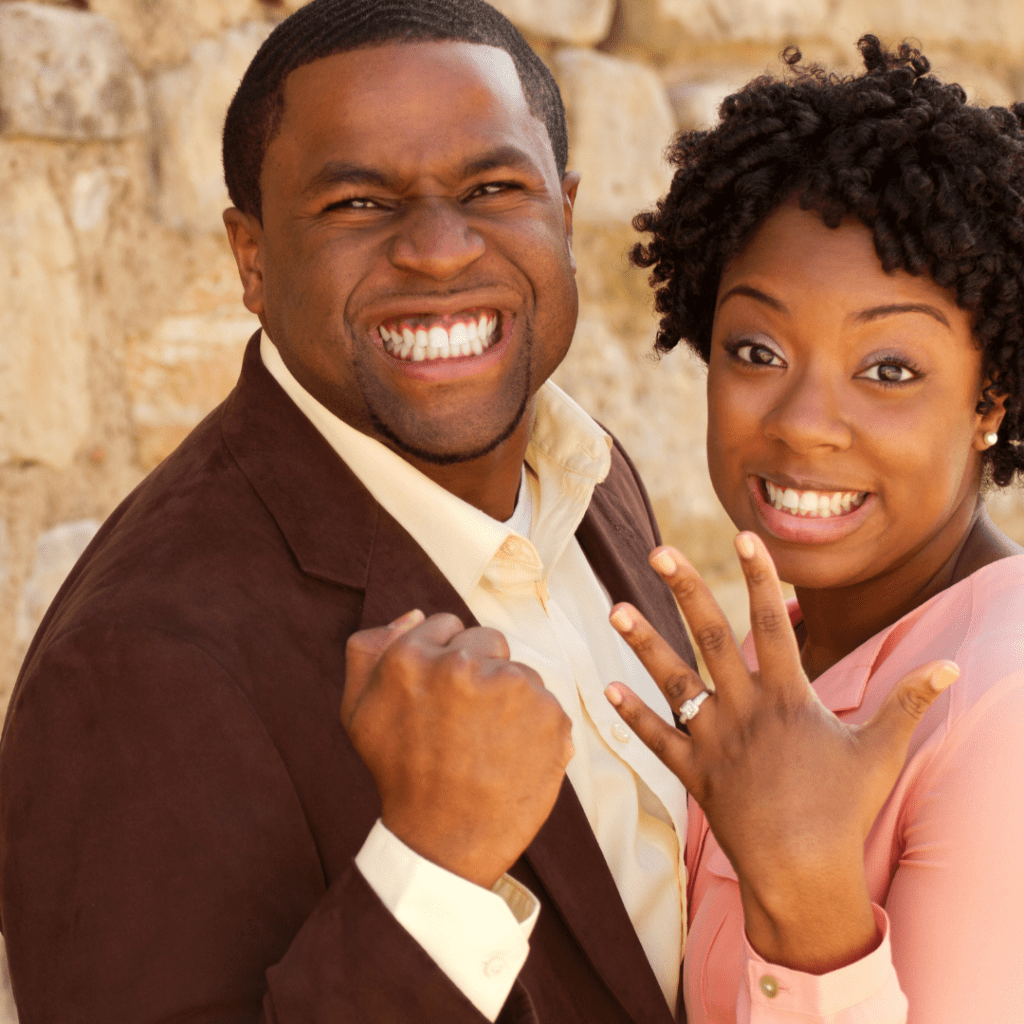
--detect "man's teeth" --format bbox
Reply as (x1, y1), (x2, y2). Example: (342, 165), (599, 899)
(378, 313), (498, 361)
(763, 479), (867, 518)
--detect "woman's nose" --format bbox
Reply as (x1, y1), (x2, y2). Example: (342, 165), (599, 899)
(387, 198), (485, 280)
(762, 371), (854, 453)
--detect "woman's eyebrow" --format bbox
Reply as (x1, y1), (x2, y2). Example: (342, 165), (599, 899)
(849, 303), (951, 328)
(716, 284), (788, 314)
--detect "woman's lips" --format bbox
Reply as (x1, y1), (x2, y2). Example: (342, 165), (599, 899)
(748, 475), (876, 544)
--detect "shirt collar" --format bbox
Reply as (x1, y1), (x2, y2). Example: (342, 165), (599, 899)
(260, 333), (611, 602)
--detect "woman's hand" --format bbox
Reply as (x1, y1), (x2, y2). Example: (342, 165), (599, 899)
(606, 532), (959, 974)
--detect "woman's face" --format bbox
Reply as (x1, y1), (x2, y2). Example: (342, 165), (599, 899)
(707, 202), (998, 590)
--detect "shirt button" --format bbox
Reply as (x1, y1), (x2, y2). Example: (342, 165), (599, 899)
(483, 953), (508, 979)
(610, 722), (630, 743)
(501, 538), (516, 555)
(759, 975), (779, 998)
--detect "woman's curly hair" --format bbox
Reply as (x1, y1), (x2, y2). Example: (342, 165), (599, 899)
(632, 35), (1024, 486)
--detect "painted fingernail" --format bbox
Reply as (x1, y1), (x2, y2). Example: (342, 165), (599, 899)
(605, 684), (624, 707)
(610, 608), (633, 633)
(735, 533), (756, 559)
(651, 550), (676, 575)
(930, 662), (960, 692)
(389, 609), (425, 629)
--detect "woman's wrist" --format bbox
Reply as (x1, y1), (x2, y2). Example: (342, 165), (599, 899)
(739, 869), (880, 975)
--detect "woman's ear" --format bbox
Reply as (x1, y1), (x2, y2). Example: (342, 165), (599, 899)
(974, 383), (1008, 451)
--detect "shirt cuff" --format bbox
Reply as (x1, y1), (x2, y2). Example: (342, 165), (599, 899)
(355, 819), (539, 1022)
(739, 905), (908, 1023)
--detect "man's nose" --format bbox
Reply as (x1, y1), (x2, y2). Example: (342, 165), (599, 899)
(387, 198), (485, 280)
(762, 370), (854, 453)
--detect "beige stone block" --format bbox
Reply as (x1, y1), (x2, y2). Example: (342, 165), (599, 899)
(661, 58), (776, 129)
(126, 259), (260, 467)
(620, 0), (829, 51)
(554, 48), (676, 225)
(0, 516), (8, 595)
(829, 0), (1024, 56)
(0, 165), (91, 470)
(88, 0), (269, 69)
(0, 1), (147, 140)
(554, 309), (720, 521)
(152, 22), (273, 234)
(15, 517), (100, 646)
(0, 935), (16, 1024)
(984, 487), (1024, 547)
(488, 0), (614, 45)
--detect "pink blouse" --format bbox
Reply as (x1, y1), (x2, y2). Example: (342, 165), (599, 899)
(682, 555), (1024, 1023)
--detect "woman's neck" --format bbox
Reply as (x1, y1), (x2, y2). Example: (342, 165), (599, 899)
(795, 502), (1022, 681)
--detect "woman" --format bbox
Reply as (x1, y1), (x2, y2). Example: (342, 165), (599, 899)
(605, 37), (1024, 1023)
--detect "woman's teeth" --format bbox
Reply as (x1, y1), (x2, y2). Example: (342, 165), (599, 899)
(763, 479), (867, 518)
(378, 312), (499, 362)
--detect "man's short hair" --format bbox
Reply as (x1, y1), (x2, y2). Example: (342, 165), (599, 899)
(223, 0), (569, 222)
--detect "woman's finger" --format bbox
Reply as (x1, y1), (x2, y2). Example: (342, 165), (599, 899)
(609, 603), (708, 718)
(605, 682), (696, 784)
(734, 532), (805, 696)
(649, 546), (752, 705)
(859, 660), (959, 784)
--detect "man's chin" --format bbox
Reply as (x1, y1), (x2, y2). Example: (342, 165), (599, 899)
(369, 397), (529, 467)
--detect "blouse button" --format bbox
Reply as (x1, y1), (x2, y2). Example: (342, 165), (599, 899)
(610, 722), (630, 743)
(759, 975), (779, 999)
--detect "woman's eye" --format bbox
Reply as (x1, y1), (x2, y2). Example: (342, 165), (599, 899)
(735, 343), (784, 367)
(860, 362), (917, 384)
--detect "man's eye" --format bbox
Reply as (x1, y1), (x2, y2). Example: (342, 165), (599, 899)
(735, 343), (784, 367)
(860, 362), (917, 384)
(470, 182), (518, 198)
(325, 197), (381, 211)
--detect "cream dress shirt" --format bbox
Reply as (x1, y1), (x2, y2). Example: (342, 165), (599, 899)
(261, 335), (688, 1020)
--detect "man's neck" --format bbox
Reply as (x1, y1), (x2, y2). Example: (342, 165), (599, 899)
(399, 420), (532, 521)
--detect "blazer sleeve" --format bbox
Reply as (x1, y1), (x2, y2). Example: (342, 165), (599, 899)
(0, 623), (536, 1024)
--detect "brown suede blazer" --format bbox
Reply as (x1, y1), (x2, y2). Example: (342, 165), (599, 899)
(0, 334), (695, 1024)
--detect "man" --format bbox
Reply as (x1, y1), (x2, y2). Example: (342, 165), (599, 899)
(0, 2), (695, 1021)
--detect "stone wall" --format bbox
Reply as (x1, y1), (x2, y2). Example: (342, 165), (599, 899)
(0, 1), (1023, 1008)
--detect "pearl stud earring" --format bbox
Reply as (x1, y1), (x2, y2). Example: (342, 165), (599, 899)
(985, 432), (999, 446)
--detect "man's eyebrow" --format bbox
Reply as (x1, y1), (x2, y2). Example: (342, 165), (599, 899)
(302, 162), (393, 198)
(717, 285), (788, 314)
(849, 303), (951, 328)
(458, 145), (544, 179)
(302, 146), (544, 200)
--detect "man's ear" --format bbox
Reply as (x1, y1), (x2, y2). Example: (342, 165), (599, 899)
(223, 207), (266, 318)
(561, 171), (581, 272)
(974, 382), (1009, 451)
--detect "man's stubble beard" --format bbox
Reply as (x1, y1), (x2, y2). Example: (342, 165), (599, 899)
(358, 322), (535, 467)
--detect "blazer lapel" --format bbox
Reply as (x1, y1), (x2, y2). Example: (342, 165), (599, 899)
(227, 340), (681, 1021)
(524, 780), (678, 1024)
(520, 451), (692, 1024)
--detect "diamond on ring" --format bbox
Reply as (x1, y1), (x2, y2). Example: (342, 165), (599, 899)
(678, 690), (711, 723)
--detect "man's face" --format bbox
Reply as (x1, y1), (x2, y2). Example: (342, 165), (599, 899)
(228, 41), (579, 465)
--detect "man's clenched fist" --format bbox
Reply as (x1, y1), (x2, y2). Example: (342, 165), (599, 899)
(341, 610), (574, 889)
